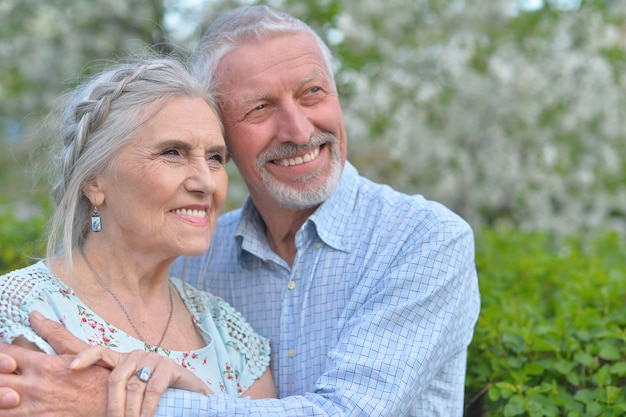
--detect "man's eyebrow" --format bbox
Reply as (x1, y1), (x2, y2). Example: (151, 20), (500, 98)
(298, 70), (324, 89)
(239, 93), (271, 107)
(237, 71), (326, 107)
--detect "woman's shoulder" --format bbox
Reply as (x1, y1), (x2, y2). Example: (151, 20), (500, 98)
(2, 260), (48, 277)
(171, 278), (238, 321)
(0, 260), (57, 292)
(171, 278), (269, 355)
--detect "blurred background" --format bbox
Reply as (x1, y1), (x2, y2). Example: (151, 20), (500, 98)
(2, 2), (626, 414)
(1, 0), (625, 237)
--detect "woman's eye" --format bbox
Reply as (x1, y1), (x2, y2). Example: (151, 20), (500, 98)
(207, 153), (226, 165)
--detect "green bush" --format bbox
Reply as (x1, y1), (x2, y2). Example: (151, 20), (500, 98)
(0, 204), (49, 274)
(466, 229), (626, 416)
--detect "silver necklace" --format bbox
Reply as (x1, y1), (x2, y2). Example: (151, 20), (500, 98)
(81, 250), (174, 352)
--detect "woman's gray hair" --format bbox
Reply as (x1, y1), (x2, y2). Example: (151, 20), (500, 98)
(47, 57), (219, 267)
(188, 5), (335, 106)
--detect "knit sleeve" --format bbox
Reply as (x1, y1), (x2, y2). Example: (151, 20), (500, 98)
(0, 262), (57, 354)
(214, 295), (271, 392)
(177, 280), (271, 395)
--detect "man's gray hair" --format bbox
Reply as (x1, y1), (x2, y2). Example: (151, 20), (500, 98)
(188, 5), (335, 107)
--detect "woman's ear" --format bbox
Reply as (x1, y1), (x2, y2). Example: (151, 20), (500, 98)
(82, 177), (105, 206)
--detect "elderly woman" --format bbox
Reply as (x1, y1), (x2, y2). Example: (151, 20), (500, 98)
(0, 57), (276, 413)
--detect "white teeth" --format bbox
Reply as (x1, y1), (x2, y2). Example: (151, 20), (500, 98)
(173, 208), (206, 218)
(276, 147), (320, 167)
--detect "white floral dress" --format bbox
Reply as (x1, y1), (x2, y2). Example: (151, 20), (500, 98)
(0, 261), (270, 396)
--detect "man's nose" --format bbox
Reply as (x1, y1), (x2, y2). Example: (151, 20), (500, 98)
(275, 101), (314, 145)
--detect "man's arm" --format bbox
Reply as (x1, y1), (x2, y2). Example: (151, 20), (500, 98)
(0, 311), (110, 416)
(0, 342), (109, 417)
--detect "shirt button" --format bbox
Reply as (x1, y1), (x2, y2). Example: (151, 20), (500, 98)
(288, 349), (295, 358)
(315, 242), (322, 249)
(287, 280), (296, 290)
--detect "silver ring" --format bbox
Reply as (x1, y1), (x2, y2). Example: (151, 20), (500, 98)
(135, 366), (152, 383)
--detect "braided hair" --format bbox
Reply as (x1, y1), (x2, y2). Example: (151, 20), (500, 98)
(47, 57), (219, 268)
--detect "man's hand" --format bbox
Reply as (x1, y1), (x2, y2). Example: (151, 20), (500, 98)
(0, 343), (109, 416)
(0, 354), (19, 408)
(30, 310), (90, 354)
(0, 312), (109, 416)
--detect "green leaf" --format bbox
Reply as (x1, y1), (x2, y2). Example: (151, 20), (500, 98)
(488, 384), (502, 401)
(524, 362), (545, 376)
(503, 397), (526, 417)
(598, 341), (622, 361)
(586, 401), (603, 416)
(574, 352), (594, 367)
(502, 332), (526, 353)
(610, 362), (626, 376)
(574, 389), (595, 403)
(594, 364), (611, 386)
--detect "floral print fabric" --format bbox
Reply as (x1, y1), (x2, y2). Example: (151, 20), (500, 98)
(0, 261), (270, 396)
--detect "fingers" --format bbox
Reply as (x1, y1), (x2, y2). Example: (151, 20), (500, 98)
(0, 353), (17, 375)
(104, 350), (159, 417)
(0, 351), (22, 409)
(125, 358), (162, 417)
(138, 362), (172, 417)
(0, 387), (20, 408)
(139, 358), (212, 417)
(105, 350), (211, 417)
(0, 342), (43, 373)
(29, 311), (90, 355)
(70, 346), (123, 371)
(66, 345), (212, 417)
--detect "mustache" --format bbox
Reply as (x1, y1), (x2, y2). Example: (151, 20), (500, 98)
(258, 133), (337, 164)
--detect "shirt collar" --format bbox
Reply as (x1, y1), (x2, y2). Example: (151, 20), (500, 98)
(307, 161), (357, 252)
(234, 162), (358, 256)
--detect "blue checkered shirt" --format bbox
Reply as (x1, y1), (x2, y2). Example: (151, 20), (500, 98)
(166, 162), (480, 416)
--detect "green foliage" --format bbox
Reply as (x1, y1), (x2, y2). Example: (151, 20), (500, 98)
(466, 229), (626, 416)
(0, 203), (49, 274)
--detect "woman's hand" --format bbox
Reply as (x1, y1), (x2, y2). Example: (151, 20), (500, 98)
(70, 347), (212, 417)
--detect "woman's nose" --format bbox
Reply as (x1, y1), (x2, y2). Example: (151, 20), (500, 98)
(184, 160), (218, 195)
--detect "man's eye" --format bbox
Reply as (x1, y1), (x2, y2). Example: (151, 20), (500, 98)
(246, 104), (267, 117)
(162, 148), (181, 156)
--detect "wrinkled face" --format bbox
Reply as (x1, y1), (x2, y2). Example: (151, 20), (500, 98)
(216, 31), (347, 211)
(88, 96), (228, 259)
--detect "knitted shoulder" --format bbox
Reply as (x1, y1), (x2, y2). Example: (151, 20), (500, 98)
(0, 262), (56, 303)
(174, 279), (269, 363)
(0, 262), (60, 325)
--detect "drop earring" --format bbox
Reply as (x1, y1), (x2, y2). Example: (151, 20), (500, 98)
(91, 206), (102, 232)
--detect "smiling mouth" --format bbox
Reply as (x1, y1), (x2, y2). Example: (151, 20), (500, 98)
(171, 208), (207, 218)
(274, 147), (321, 167)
